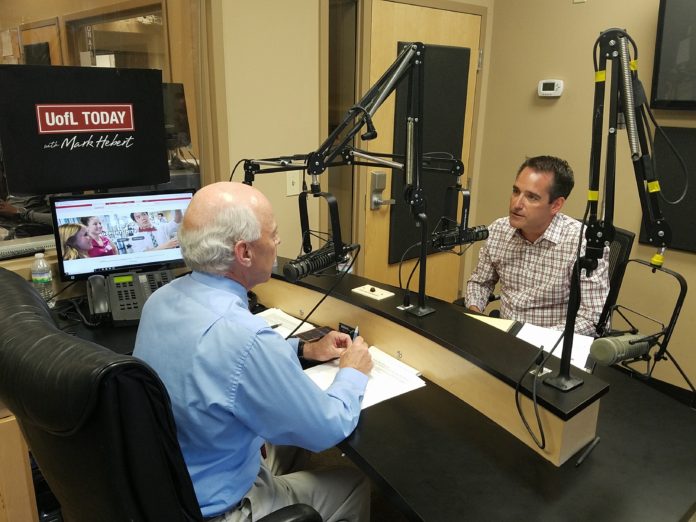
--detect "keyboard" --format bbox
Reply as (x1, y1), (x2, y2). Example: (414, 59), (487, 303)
(0, 234), (56, 261)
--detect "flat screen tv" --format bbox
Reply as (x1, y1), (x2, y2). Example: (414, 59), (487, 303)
(50, 189), (194, 281)
(0, 65), (169, 195)
(651, 0), (696, 110)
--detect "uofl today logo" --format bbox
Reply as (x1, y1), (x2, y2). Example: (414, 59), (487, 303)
(35, 104), (135, 134)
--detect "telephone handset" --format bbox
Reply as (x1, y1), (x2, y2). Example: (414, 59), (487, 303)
(86, 270), (173, 326)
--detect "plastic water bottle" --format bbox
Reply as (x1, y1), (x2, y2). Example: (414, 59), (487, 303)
(31, 252), (55, 308)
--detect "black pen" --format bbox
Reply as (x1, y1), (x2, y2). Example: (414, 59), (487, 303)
(575, 436), (600, 467)
(270, 323), (282, 329)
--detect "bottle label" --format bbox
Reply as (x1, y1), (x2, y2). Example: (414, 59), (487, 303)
(32, 275), (52, 284)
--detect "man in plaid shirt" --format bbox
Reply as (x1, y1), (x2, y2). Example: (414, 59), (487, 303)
(465, 156), (609, 336)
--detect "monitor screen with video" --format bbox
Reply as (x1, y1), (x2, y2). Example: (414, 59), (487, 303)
(50, 189), (194, 281)
(0, 64), (169, 195)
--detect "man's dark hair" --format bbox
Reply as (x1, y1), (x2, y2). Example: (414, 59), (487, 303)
(517, 155), (574, 202)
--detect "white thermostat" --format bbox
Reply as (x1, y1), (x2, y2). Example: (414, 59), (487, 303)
(537, 79), (564, 97)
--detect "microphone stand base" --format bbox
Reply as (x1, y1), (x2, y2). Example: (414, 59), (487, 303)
(544, 373), (584, 392)
(406, 305), (435, 317)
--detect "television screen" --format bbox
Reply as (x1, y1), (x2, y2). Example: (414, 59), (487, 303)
(651, 0), (696, 109)
(0, 65), (169, 195)
(50, 189), (194, 281)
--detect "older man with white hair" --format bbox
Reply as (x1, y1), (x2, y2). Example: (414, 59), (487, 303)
(134, 182), (372, 521)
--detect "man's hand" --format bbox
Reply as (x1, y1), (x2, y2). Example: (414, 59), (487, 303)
(303, 331), (352, 362)
(0, 200), (20, 218)
(338, 336), (373, 376)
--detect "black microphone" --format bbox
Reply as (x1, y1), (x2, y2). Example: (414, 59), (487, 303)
(430, 225), (488, 251)
(283, 241), (348, 283)
(589, 333), (651, 366)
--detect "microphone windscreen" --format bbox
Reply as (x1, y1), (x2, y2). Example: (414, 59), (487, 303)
(283, 262), (301, 283)
(590, 333), (650, 366)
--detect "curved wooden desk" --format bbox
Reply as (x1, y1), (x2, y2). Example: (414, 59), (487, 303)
(255, 266), (608, 466)
(255, 266), (696, 521)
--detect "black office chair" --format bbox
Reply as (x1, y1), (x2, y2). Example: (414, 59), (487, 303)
(0, 267), (321, 522)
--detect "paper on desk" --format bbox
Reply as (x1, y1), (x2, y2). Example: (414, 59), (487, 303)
(304, 346), (425, 409)
(515, 323), (593, 372)
(257, 308), (316, 338)
(465, 313), (517, 333)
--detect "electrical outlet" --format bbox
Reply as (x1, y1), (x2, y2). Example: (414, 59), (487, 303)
(286, 171), (301, 196)
(352, 284), (395, 300)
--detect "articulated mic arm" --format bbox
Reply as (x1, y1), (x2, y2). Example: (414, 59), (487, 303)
(243, 42), (468, 316)
(546, 28), (672, 392)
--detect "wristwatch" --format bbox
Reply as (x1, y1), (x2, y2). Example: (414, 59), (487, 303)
(18, 207), (30, 221)
(297, 339), (306, 359)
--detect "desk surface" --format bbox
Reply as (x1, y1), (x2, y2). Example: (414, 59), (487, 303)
(284, 267), (609, 421)
(62, 270), (696, 521)
(343, 366), (696, 521)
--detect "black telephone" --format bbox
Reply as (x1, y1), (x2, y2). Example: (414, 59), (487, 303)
(86, 270), (173, 326)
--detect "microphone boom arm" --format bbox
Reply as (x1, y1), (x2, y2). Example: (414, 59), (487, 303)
(546, 28), (674, 392)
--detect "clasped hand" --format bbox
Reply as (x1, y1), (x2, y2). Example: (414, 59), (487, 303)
(303, 331), (373, 375)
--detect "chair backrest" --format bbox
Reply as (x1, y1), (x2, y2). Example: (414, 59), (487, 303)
(596, 226), (635, 336)
(0, 268), (203, 522)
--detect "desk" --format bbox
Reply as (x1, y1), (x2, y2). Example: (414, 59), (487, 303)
(342, 369), (696, 520)
(22, 269), (696, 521)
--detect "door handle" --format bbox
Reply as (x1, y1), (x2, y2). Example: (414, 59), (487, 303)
(370, 171), (396, 210)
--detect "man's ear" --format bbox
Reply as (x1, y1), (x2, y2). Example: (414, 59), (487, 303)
(233, 240), (252, 267)
(550, 196), (565, 215)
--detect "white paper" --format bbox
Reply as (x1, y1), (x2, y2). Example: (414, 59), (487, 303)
(257, 307), (316, 338)
(304, 346), (425, 409)
(516, 323), (594, 372)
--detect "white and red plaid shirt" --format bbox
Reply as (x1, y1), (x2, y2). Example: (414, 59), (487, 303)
(466, 213), (609, 336)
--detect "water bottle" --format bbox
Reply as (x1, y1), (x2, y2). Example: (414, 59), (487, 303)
(31, 252), (55, 308)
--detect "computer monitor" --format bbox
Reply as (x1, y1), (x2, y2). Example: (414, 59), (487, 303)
(50, 189), (194, 281)
(0, 65), (169, 195)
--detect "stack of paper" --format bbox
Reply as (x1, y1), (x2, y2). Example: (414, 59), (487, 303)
(465, 313), (517, 333)
(304, 346), (425, 409)
(257, 308), (316, 338)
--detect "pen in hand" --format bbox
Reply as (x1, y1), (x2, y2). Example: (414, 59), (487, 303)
(352, 326), (359, 341)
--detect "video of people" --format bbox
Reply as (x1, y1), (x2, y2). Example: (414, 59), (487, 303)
(51, 191), (194, 280)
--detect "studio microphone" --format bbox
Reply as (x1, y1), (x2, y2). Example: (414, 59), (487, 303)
(283, 241), (352, 283)
(430, 225), (488, 251)
(589, 333), (652, 366)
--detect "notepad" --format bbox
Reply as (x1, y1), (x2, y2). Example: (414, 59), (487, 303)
(304, 346), (425, 409)
(465, 313), (517, 332)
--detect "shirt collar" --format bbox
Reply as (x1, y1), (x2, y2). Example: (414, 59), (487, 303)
(508, 213), (564, 245)
(190, 271), (248, 305)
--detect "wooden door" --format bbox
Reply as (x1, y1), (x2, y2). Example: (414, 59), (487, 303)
(358, 1), (482, 302)
(19, 18), (62, 66)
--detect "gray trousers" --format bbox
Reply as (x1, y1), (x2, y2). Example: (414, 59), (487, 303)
(213, 445), (371, 522)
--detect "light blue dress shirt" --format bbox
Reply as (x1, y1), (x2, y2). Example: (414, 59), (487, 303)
(133, 271), (368, 517)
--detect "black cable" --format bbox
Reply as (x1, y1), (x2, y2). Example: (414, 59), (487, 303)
(514, 331), (564, 449)
(47, 281), (77, 303)
(398, 241), (422, 290)
(284, 244), (361, 339)
(228, 159), (247, 182)
(644, 105), (689, 205)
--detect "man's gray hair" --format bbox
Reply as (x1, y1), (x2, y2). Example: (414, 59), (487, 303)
(178, 204), (261, 275)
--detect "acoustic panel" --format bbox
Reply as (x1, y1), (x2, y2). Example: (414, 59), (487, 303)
(388, 43), (470, 264)
(639, 126), (696, 253)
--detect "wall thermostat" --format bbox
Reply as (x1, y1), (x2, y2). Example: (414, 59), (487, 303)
(537, 79), (564, 97)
